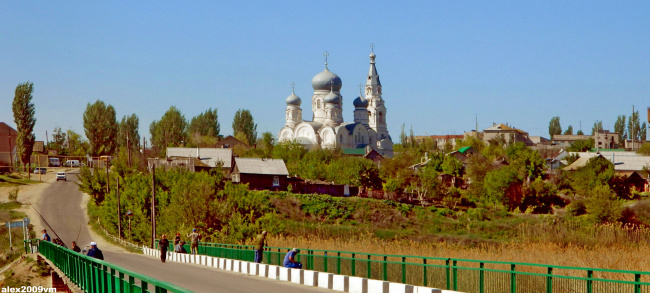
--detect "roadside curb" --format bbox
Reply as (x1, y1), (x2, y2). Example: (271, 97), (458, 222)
(142, 247), (462, 293)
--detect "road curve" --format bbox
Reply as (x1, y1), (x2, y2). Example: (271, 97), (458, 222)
(37, 170), (333, 293)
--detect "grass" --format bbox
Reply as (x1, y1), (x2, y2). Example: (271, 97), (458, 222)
(0, 174), (41, 187)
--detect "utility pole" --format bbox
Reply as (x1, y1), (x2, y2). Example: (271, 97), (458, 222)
(151, 164), (156, 248)
(105, 159), (110, 194)
(7, 133), (12, 173)
(596, 121), (600, 153)
(117, 177), (121, 240)
(630, 105), (636, 150)
(127, 134), (131, 168)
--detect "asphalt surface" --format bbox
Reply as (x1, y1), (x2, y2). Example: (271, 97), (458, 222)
(37, 170), (333, 293)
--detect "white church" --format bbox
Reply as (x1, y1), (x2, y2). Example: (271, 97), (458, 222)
(278, 51), (394, 158)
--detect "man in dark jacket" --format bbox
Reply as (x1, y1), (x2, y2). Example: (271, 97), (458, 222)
(86, 242), (104, 260)
(71, 241), (81, 253)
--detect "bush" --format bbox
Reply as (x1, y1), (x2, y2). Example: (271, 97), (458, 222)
(8, 187), (18, 202)
(566, 199), (587, 216)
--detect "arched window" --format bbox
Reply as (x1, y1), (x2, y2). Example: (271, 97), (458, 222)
(378, 112), (383, 123)
(317, 100), (321, 109)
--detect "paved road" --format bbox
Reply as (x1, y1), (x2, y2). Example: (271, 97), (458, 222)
(37, 170), (332, 293)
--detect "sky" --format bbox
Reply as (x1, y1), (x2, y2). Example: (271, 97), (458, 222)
(1, 1), (649, 146)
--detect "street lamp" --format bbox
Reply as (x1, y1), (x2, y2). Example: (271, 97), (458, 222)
(126, 210), (133, 242)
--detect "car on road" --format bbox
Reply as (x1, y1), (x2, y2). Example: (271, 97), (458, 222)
(56, 172), (66, 181)
(34, 167), (47, 174)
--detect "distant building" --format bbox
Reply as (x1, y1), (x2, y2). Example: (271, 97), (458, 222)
(552, 130), (619, 149)
(342, 147), (384, 164)
(0, 122), (17, 169)
(278, 51), (393, 158)
(153, 147), (233, 173)
(483, 123), (532, 146)
(448, 146), (478, 163)
(232, 157), (289, 190)
(215, 135), (250, 149)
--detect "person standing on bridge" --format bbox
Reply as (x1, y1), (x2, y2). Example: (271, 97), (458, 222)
(159, 234), (170, 263)
(254, 231), (267, 263)
(41, 229), (51, 242)
(86, 242), (104, 260)
(187, 229), (201, 255)
(71, 241), (81, 253)
(174, 233), (181, 246)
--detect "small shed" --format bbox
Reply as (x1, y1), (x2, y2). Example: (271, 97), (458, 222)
(232, 158), (289, 190)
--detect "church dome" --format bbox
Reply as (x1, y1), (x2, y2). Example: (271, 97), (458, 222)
(286, 92), (301, 106)
(324, 90), (340, 104)
(353, 96), (368, 108)
(312, 68), (342, 91)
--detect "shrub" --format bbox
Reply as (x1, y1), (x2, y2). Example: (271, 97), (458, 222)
(566, 199), (587, 216)
(8, 187), (18, 202)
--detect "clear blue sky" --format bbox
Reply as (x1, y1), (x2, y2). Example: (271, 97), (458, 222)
(2, 1), (649, 145)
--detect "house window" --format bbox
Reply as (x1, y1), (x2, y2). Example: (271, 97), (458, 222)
(233, 173), (240, 183)
(273, 176), (280, 187)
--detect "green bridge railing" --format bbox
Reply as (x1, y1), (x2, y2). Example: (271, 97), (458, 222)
(25, 239), (192, 293)
(157, 240), (650, 293)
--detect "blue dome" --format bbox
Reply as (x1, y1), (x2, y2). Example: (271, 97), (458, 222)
(312, 68), (342, 91)
(286, 92), (301, 106)
(353, 96), (368, 108)
(324, 90), (340, 104)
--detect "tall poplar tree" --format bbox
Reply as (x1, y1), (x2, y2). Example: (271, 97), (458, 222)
(548, 116), (561, 139)
(83, 100), (118, 156)
(150, 106), (187, 156)
(11, 81), (36, 174)
(232, 109), (257, 146)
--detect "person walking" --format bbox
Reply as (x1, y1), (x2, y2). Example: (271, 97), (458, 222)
(86, 242), (104, 260)
(159, 234), (170, 263)
(254, 231), (267, 263)
(283, 248), (302, 269)
(187, 229), (201, 255)
(41, 229), (51, 242)
(71, 241), (81, 253)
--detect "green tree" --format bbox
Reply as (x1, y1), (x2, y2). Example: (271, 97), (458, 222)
(118, 114), (140, 151)
(548, 116), (561, 139)
(567, 138), (594, 152)
(577, 129), (584, 135)
(563, 125), (573, 135)
(66, 129), (90, 156)
(83, 100), (118, 156)
(570, 156), (614, 196)
(585, 185), (622, 223)
(628, 110), (642, 141)
(592, 121), (603, 135)
(12, 81), (36, 174)
(484, 165), (522, 210)
(465, 154), (493, 196)
(506, 142), (545, 184)
(232, 109), (257, 146)
(50, 127), (67, 156)
(641, 122), (647, 142)
(188, 108), (220, 147)
(441, 156), (464, 186)
(408, 166), (441, 204)
(150, 106), (188, 156)
(614, 115), (627, 142)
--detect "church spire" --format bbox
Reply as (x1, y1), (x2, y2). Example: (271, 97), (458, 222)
(367, 47), (381, 87)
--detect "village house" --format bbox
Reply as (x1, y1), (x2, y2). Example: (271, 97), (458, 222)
(482, 123), (533, 146)
(231, 157), (289, 190)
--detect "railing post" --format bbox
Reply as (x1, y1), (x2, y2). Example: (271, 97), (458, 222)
(446, 259), (451, 290)
(423, 258), (428, 287)
(546, 267), (553, 293)
(337, 252), (341, 275)
(635, 273), (641, 293)
(129, 276), (135, 293)
(277, 248), (281, 266)
(324, 251), (328, 272)
(367, 255), (372, 279)
(479, 263), (485, 293)
(510, 264), (516, 293)
(453, 260), (457, 291)
(401, 256), (406, 284)
(587, 270), (593, 293)
(351, 253), (356, 276)
(383, 256), (388, 281)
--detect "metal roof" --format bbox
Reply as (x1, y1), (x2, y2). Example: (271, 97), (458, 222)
(234, 158), (289, 175)
(166, 148), (232, 168)
(565, 151), (650, 172)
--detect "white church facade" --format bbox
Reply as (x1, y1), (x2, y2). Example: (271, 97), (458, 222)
(278, 51), (394, 158)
